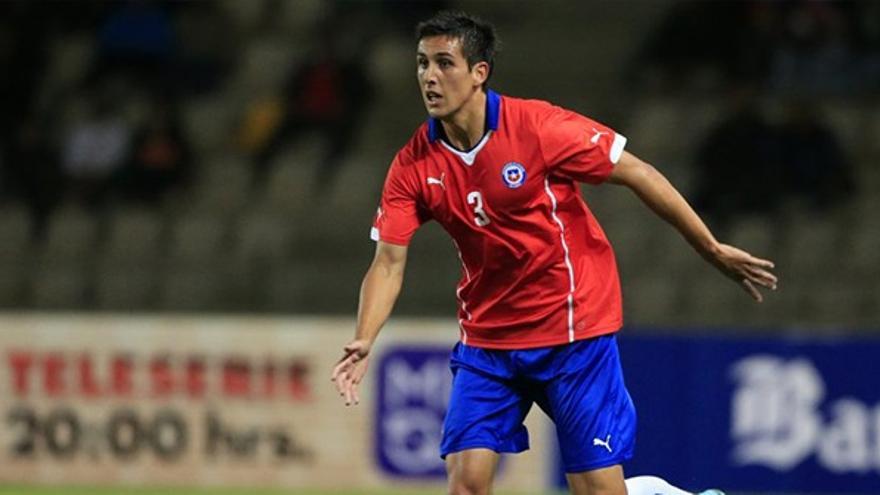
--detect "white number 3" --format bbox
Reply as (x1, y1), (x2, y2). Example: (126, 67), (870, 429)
(467, 191), (491, 227)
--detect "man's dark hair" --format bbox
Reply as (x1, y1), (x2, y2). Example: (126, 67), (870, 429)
(416, 11), (499, 88)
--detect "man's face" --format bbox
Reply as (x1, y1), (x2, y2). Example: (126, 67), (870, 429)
(417, 35), (486, 119)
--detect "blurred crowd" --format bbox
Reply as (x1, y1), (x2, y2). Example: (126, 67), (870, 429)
(630, 0), (875, 229)
(692, 85), (854, 229)
(632, 0), (880, 95)
(0, 0), (875, 318)
(1, 1), (221, 237)
(2, 0), (870, 236)
(0, 0), (441, 238)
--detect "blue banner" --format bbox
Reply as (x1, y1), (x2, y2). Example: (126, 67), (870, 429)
(553, 332), (880, 493)
(374, 345), (451, 478)
(373, 343), (511, 481)
(371, 332), (880, 492)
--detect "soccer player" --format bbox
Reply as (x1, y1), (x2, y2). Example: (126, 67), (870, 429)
(331, 11), (777, 495)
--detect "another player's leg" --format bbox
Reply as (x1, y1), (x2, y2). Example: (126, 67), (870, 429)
(624, 476), (726, 495)
(567, 469), (726, 495)
(445, 448), (499, 495)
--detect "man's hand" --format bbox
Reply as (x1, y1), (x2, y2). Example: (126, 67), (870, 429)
(708, 243), (778, 302)
(330, 339), (372, 406)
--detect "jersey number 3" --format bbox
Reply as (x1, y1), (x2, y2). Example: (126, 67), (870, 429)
(467, 191), (491, 227)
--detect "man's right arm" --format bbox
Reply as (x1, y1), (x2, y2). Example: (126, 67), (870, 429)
(355, 240), (408, 344)
(331, 240), (408, 405)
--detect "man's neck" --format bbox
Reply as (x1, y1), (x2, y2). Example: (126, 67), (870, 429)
(440, 90), (487, 150)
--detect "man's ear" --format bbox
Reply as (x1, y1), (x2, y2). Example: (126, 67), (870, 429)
(472, 61), (490, 87)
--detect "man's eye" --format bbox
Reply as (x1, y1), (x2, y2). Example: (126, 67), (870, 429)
(417, 59), (427, 68)
(439, 60), (452, 68)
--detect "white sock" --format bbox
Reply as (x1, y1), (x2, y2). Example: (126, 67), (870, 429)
(625, 475), (693, 495)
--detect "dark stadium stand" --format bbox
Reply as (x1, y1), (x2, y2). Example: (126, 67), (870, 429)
(0, 0), (876, 332)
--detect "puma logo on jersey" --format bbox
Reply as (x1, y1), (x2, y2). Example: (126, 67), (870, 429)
(590, 128), (608, 144)
(593, 434), (613, 453)
(427, 173), (446, 190)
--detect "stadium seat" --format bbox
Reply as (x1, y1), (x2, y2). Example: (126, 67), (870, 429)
(103, 207), (165, 264)
(275, 0), (327, 31)
(369, 34), (418, 95)
(166, 214), (229, 265)
(234, 209), (292, 263)
(727, 216), (778, 257)
(803, 281), (865, 330)
(626, 98), (683, 155)
(0, 261), (28, 307)
(781, 215), (842, 281)
(584, 185), (630, 217)
(821, 100), (864, 152)
(848, 195), (880, 271)
(326, 161), (385, 211)
(94, 266), (158, 311)
(218, 0), (266, 32)
(191, 155), (251, 212)
(868, 103), (880, 155)
(157, 267), (227, 312)
(181, 91), (241, 153)
(624, 273), (681, 327)
(603, 213), (668, 275)
(762, 277), (807, 327)
(261, 142), (322, 214)
(262, 261), (305, 312)
(29, 264), (90, 309)
(39, 205), (100, 263)
(0, 204), (33, 259)
(41, 34), (94, 98)
(679, 274), (745, 328)
(233, 35), (295, 93)
(398, 225), (461, 315)
(263, 260), (360, 314)
(660, 229), (702, 273)
(857, 277), (880, 328)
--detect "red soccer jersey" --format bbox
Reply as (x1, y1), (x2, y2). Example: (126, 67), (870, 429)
(371, 91), (628, 349)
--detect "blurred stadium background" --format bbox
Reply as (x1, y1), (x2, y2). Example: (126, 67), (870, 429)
(0, 1), (877, 494)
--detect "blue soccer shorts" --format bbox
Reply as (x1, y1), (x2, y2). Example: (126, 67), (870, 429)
(439, 334), (637, 473)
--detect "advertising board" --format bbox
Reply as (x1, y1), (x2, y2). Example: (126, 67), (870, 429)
(0, 315), (550, 491)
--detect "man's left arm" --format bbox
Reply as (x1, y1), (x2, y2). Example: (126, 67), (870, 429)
(607, 150), (778, 302)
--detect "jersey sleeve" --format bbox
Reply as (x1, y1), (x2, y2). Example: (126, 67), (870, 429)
(538, 105), (627, 184)
(370, 154), (430, 246)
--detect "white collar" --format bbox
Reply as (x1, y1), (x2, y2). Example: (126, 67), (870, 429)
(439, 131), (493, 166)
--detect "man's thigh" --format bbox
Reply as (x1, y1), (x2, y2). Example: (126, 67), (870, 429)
(542, 336), (637, 473)
(440, 366), (532, 458)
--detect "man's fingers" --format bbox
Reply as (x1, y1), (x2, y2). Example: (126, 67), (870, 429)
(331, 350), (363, 380)
(344, 380), (356, 406)
(330, 356), (352, 382)
(338, 371), (353, 401)
(745, 265), (778, 289)
(748, 256), (775, 270)
(345, 371), (360, 405)
(742, 279), (763, 302)
(332, 356), (358, 399)
(332, 346), (369, 406)
(334, 370), (348, 396)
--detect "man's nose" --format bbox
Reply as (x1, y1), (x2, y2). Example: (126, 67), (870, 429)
(423, 63), (440, 84)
